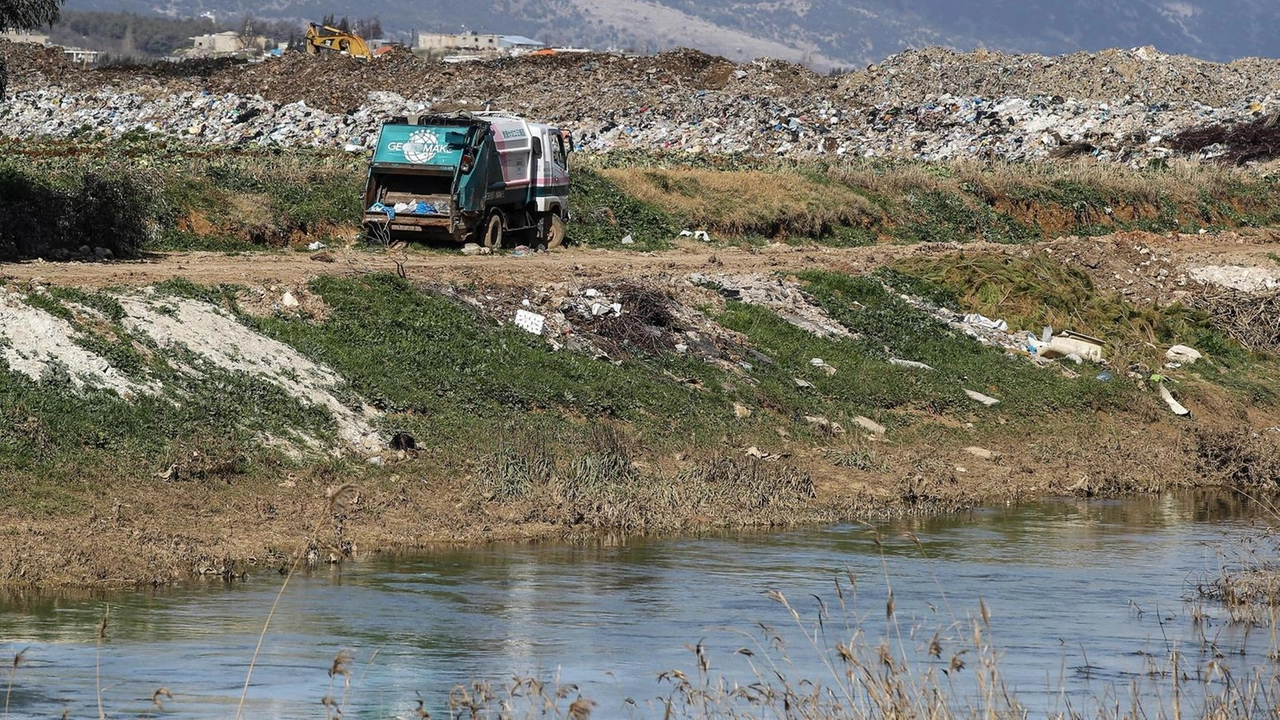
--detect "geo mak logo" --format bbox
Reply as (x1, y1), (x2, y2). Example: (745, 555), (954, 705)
(400, 129), (445, 163)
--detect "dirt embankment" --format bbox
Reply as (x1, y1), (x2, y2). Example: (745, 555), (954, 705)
(1, 233), (1279, 589)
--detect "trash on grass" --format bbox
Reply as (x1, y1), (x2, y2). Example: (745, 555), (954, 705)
(803, 415), (845, 434)
(1039, 330), (1104, 362)
(1165, 344), (1202, 366)
(1158, 381), (1190, 416)
(962, 313), (1008, 332)
(889, 357), (935, 370)
(514, 309), (545, 335)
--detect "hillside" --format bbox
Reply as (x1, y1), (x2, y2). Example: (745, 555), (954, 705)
(62, 0), (1280, 69)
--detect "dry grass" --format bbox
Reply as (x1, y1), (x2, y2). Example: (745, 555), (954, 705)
(1190, 289), (1280, 353)
(602, 167), (879, 238)
(470, 424), (822, 533)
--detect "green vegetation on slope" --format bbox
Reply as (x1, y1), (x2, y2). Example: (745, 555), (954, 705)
(8, 140), (1280, 258)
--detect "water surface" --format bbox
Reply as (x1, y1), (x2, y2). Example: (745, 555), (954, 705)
(2, 492), (1275, 718)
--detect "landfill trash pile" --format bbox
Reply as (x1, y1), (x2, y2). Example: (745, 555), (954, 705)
(7, 41), (1280, 165)
(839, 46), (1280, 108)
(432, 277), (756, 372)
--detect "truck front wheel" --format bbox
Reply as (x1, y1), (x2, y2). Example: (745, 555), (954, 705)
(482, 213), (504, 249)
(543, 212), (566, 249)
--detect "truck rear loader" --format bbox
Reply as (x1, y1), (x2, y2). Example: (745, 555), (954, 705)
(362, 112), (570, 248)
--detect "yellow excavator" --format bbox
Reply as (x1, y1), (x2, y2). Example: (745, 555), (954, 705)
(304, 22), (372, 60)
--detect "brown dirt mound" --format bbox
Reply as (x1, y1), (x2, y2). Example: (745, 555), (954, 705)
(0, 38), (72, 86)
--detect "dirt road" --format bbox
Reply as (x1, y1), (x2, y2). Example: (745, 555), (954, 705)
(2, 231), (1276, 294)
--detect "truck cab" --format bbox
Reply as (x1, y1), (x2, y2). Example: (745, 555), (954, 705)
(362, 112), (570, 248)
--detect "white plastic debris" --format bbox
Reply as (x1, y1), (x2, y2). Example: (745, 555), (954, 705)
(514, 309), (545, 335)
(1165, 344), (1202, 365)
(889, 357), (934, 370)
(1158, 382), (1190, 416)
(963, 313), (1008, 332)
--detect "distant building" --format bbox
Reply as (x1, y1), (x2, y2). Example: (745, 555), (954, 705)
(499, 35), (545, 52)
(187, 31), (269, 57)
(414, 31), (500, 53)
(62, 47), (101, 65)
(190, 30), (243, 54)
(2, 31), (51, 45)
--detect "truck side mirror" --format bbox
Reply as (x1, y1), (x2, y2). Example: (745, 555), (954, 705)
(531, 137), (543, 158)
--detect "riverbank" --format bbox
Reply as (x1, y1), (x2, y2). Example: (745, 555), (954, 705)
(3, 232), (1279, 588)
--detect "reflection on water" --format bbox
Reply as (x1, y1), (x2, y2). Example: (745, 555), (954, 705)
(2, 492), (1276, 718)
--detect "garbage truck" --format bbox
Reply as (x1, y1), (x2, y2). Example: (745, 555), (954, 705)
(362, 112), (571, 248)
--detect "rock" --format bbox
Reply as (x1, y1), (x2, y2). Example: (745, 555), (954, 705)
(733, 402), (752, 418)
(280, 291), (299, 308)
(810, 358), (837, 375)
(963, 389), (1000, 406)
(889, 357), (934, 371)
(853, 415), (886, 436)
(964, 446), (997, 460)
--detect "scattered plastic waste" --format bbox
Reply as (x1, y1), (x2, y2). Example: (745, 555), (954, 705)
(1039, 330), (1104, 362)
(1165, 344), (1202, 366)
(963, 314), (1008, 332)
(514, 309), (545, 335)
(620, 234), (635, 245)
(1158, 381), (1190, 416)
(8, 46), (1280, 165)
(306, 240), (327, 251)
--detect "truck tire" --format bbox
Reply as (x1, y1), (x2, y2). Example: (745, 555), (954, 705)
(543, 212), (566, 249)
(482, 212), (504, 249)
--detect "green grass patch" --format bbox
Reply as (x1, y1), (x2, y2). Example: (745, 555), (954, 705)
(244, 274), (734, 447)
(892, 190), (1038, 244)
(569, 167), (676, 250)
(884, 253), (1253, 370)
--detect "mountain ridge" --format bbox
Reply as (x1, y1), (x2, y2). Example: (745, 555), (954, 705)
(60, 0), (1280, 69)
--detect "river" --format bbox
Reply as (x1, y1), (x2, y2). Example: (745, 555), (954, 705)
(2, 492), (1276, 718)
